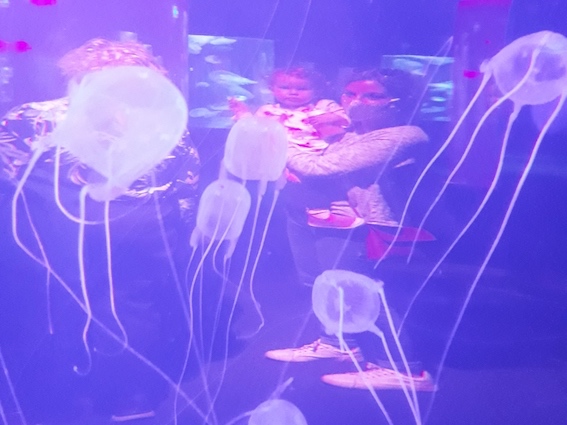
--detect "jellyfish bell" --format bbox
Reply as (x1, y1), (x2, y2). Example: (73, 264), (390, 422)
(190, 178), (252, 258)
(223, 115), (288, 184)
(248, 399), (308, 425)
(52, 65), (188, 202)
(312, 269), (383, 335)
(481, 30), (567, 107)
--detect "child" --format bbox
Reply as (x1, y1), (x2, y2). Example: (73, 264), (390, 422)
(230, 66), (350, 153)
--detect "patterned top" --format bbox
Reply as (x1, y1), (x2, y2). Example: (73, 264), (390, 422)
(256, 99), (349, 152)
(0, 98), (200, 222)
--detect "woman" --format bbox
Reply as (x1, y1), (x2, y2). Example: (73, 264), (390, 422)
(266, 69), (435, 391)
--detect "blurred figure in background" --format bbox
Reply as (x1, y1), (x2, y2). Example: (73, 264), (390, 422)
(0, 38), (199, 423)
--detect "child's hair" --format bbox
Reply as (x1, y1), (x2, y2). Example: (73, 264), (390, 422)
(268, 65), (327, 98)
(58, 38), (166, 79)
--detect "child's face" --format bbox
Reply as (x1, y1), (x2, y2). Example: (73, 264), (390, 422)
(272, 74), (315, 109)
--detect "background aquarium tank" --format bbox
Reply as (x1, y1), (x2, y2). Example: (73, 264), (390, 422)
(0, 1), (566, 425)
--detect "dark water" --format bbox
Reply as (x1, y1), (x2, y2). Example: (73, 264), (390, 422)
(0, 1), (566, 424)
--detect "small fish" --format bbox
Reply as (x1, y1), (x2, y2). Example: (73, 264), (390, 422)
(209, 36), (237, 46)
(208, 102), (230, 111)
(429, 81), (453, 91)
(391, 58), (426, 76)
(195, 81), (210, 88)
(421, 105), (446, 114)
(189, 107), (221, 118)
(225, 85), (254, 100)
(188, 35), (215, 54)
(204, 55), (222, 65)
(209, 70), (257, 86)
(430, 96), (447, 102)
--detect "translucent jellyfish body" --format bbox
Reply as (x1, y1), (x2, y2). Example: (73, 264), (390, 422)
(312, 269), (382, 335)
(312, 270), (421, 425)
(248, 399), (308, 425)
(190, 179), (252, 259)
(485, 31), (567, 107)
(223, 115), (288, 193)
(52, 65), (188, 201)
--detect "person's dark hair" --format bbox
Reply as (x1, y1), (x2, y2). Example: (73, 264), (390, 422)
(345, 68), (423, 123)
(268, 65), (327, 98)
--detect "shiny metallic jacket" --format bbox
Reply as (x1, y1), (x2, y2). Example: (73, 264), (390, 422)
(0, 98), (200, 222)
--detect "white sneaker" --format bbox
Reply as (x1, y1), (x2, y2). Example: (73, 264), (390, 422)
(265, 339), (363, 363)
(321, 362), (437, 391)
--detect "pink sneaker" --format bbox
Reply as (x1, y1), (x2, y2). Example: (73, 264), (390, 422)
(321, 362), (437, 391)
(265, 339), (363, 363)
(307, 208), (365, 229)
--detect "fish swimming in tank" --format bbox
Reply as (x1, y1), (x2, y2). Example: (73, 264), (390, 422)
(208, 70), (257, 86)
(188, 107), (222, 118)
(204, 55), (223, 65)
(188, 35), (237, 54)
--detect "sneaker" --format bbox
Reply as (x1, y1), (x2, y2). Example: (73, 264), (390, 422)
(265, 339), (363, 363)
(307, 208), (365, 229)
(321, 362), (437, 391)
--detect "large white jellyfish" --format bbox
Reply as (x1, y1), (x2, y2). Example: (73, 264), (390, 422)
(53, 65), (188, 202)
(10, 65), (192, 396)
(381, 30), (567, 419)
(312, 269), (422, 425)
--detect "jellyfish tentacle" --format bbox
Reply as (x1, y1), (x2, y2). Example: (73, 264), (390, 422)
(73, 186), (94, 376)
(0, 348), (26, 425)
(245, 189), (281, 338)
(103, 200), (129, 350)
(374, 72), (492, 269)
(398, 104), (520, 334)
(424, 92), (567, 424)
(336, 286), (394, 425)
(398, 43), (543, 330)
(406, 31), (553, 262)
(377, 287), (422, 424)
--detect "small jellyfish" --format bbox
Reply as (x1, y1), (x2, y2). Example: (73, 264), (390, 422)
(386, 30), (567, 417)
(312, 270), (422, 425)
(190, 179), (252, 261)
(223, 115), (288, 194)
(248, 399), (308, 425)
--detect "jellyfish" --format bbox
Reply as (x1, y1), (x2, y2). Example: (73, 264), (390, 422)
(312, 269), (422, 425)
(53, 65), (188, 202)
(221, 116), (288, 337)
(247, 399), (307, 425)
(178, 117), (287, 421)
(379, 30), (567, 417)
(10, 65), (189, 377)
(178, 178), (251, 419)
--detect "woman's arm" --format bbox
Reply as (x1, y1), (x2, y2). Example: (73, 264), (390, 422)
(287, 126), (428, 177)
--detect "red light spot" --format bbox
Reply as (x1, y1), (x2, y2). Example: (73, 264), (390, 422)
(463, 69), (481, 79)
(30, 0), (57, 5)
(0, 40), (8, 53)
(13, 41), (32, 53)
